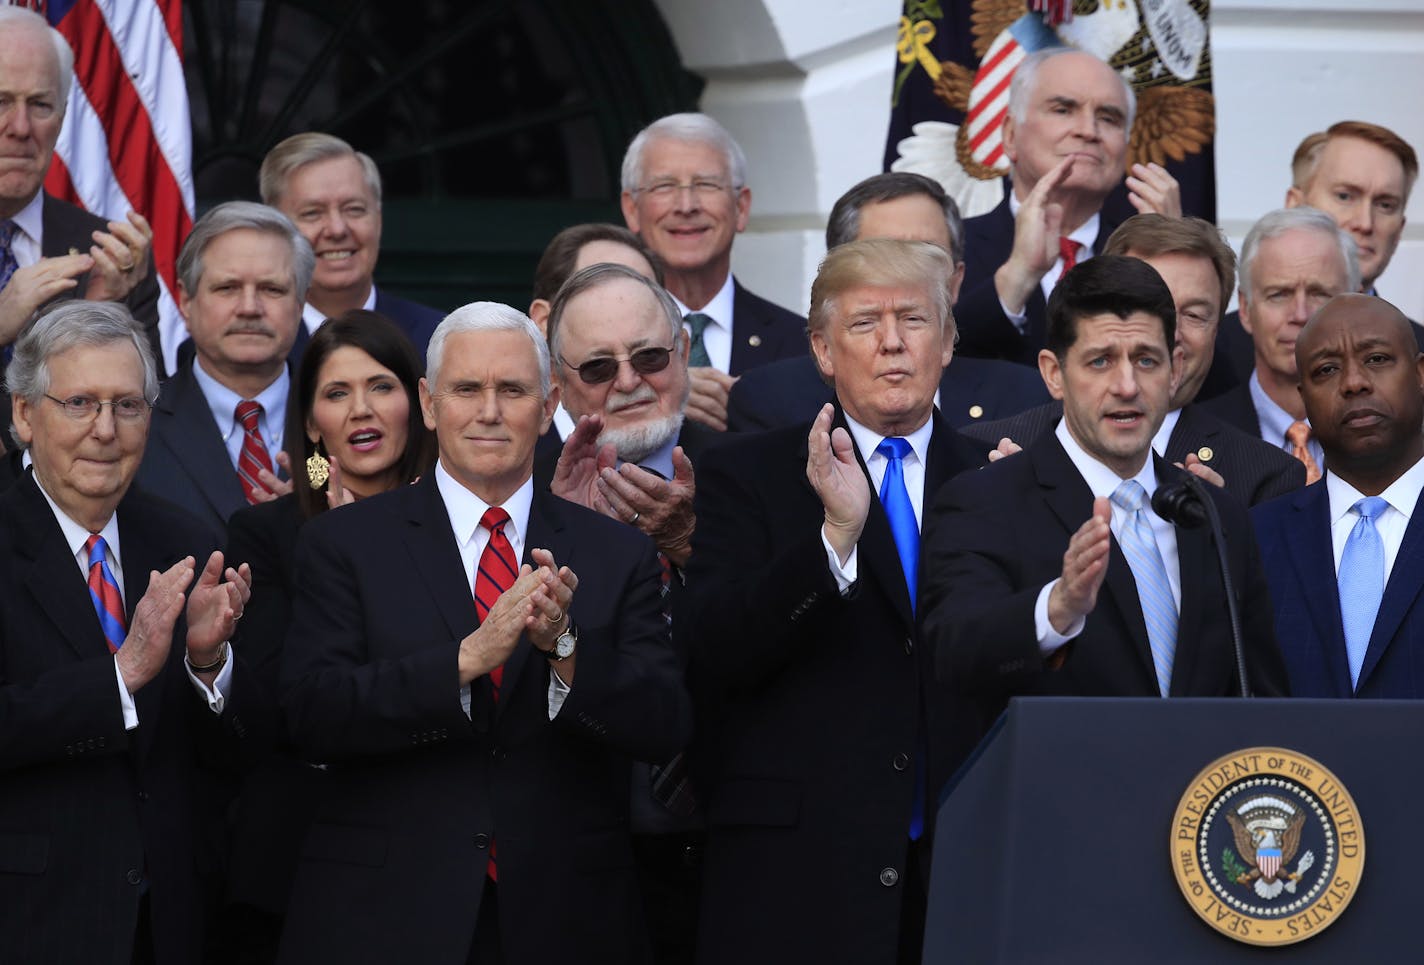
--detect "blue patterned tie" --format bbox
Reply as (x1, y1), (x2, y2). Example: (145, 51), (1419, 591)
(1110, 481), (1178, 696)
(0, 220), (18, 364)
(1339, 496), (1388, 689)
(683, 312), (712, 368)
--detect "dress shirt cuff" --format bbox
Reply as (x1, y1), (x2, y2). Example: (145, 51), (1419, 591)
(821, 526), (857, 594)
(113, 656), (138, 730)
(186, 645), (235, 714)
(460, 683), (472, 720)
(548, 668), (570, 720)
(999, 296), (1030, 335)
(1035, 580), (1083, 655)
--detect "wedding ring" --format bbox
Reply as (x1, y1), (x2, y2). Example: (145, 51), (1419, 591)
(630, 512), (641, 524)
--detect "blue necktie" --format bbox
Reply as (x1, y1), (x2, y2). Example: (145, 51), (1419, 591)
(1110, 481), (1178, 696)
(0, 220), (17, 365)
(1339, 496), (1388, 689)
(877, 437), (926, 840)
(683, 312), (712, 368)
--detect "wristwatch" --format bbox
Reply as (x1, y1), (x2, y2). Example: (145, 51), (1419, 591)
(545, 623), (577, 662)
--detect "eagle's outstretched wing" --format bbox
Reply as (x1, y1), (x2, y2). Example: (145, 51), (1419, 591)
(1128, 86), (1216, 169)
(1226, 812), (1257, 865)
(1282, 811), (1306, 864)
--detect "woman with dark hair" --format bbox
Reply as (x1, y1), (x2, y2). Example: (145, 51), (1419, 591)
(214, 310), (434, 963)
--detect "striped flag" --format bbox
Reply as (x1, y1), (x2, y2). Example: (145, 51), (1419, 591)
(32, 0), (193, 375)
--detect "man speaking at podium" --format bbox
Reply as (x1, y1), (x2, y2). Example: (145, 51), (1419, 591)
(922, 256), (1288, 705)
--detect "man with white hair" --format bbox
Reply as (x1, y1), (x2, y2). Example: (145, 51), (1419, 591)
(260, 131), (444, 355)
(620, 112), (806, 431)
(1203, 207), (1360, 482)
(279, 302), (689, 964)
(956, 47), (1180, 365)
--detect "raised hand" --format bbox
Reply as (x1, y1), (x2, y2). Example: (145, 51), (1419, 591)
(806, 403), (869, 565)
(325, 455), (357, 509)
(594, 446), (696, 566)
(457, 566), (544, 685)
(1047, 497), (1111, 634)
(116, 557), (195, 692)
(685, 367), (737, 432)
(83, 211), (154, 302)
(186, 551), (252, 671)
(994, 156), (1075, 314)
(551, 413), (617, 510)
(0, 254), (93, 345)
(1126, 163), (1182, 218)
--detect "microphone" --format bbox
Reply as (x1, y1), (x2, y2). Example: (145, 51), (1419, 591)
(1151, 481), (1207, 529)
(1152, 473), (1251, 698)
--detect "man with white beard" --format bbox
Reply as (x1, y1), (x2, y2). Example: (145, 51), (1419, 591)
(541, 260), (709, 964)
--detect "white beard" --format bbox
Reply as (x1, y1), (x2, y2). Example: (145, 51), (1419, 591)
(599, 411), (684, 465)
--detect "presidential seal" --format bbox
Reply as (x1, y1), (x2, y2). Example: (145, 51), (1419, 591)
(1171, 748), (1364, 946)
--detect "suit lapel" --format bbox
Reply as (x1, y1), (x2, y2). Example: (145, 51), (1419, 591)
(1164, 406), (1218, 467)
(1281, 483), (1353, 696)
(156, 366), (248, 520)
(1032, 437), (1158, 686)
(1358, 486), (1424, 690)
(402, 476), (480, 643)
(12, 478), (107, 661)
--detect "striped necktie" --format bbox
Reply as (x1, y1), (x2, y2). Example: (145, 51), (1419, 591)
(472, 506), (517, 882)
(1110, 480), (1178, 696)
(235, 400), (275, 503)
(85, 535), (127, 653)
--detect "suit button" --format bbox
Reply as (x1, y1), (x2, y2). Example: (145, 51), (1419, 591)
(892, 753), (909, 771)
(904, 638), (913, 655)
(126, 869), (143, 886)
(879, 867), (899, 887)
(491, 746), (506, 761)
(473, 833), (490, 849)
(137, 790), (149, 802)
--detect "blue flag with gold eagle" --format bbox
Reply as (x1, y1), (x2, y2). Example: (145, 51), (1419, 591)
(884, 0), (1216, 224)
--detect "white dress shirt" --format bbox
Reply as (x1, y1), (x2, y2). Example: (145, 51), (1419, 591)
(8, 190), (44, 268)
(435, 462), (569, 717)
(301, 284), (377, 334)
(32, 475), (233, 724)
(669, 271), (735, 373)
(822, 411), (935, 591)
(1000, 193), (1100, 334)
(1326, 456), (1424, 579)
(1034, 420), (1182, 652)
(191, 359), (289, 471)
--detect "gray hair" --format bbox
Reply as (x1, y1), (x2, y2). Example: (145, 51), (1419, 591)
(620, 112), (748, 193)
(546, 262), (683, 364)
(7, 301), (158, 448)
(0, 7), (74, 107)
(177, 201), (315, 302)
(427, 302), (551, 399)
(1008, 48), (1137, 134)
(1238, 207), (1361, 296)
(259, 131), (384, 208)
(825, 171), (965, 263)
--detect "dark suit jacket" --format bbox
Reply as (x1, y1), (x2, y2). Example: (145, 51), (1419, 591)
(136, 362), (288, 544)
(0, 477), (267, 964)
(725, 352), (1051, 434)
(921, 433), (1288, 705)
(959, 402), (1305, 506)
(277, 476), (690, 965)
(727, 278), (807, 375)
(1199, 382), (1263, 439)
(373, 288), (444, 358)
(684, 409), (987, 965)
(1253, 482), (1424, 698)
(955, 192), (1118, 366)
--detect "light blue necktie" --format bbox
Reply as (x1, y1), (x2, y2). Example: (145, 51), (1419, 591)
(876, 437), (925, 840)
(1339, 496), (1388, 689)
(683, 313), (713, 368)
(1110, 480), (1178, 697)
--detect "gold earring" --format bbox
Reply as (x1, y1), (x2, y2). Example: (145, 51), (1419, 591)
(306, 450), (330, 489)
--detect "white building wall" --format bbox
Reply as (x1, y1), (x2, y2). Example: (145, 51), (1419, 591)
(655, 0), (1424, 320)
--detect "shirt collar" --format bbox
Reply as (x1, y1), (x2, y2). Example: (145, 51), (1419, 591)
(302, 285), (377, 333)
(1150, 407), (1183, 459)
(842, 409), (935, 469)
(1055, 417), (1160, 498)
(669, 272), (735, 330)
(32, 471), (123, 569)
(1248, 369), (1299, 447)
(435, 459), (536, 550)
(1325, 453), (1424, 525)
(191, 359), (290, 448)
(14, 191), (44, 246)
(633, 424), (681, 479)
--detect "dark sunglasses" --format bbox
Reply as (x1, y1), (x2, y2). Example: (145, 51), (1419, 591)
(561, 346), (675, 385)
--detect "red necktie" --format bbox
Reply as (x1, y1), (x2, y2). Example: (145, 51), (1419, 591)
(85, 535), (127, 653)
(1058, 237), (1080, 273)
(235, 400), (275, 504)
(472, 506), (517, 882)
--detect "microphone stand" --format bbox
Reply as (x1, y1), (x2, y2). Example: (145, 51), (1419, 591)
(1178, 473), (1251, 698)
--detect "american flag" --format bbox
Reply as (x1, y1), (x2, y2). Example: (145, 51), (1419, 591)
(33, 0), (193, 375)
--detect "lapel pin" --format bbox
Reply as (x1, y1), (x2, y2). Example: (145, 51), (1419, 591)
(1197, 446), (1214, 462)
(747, 334), (762, 347)
(968, 404), (984, 419)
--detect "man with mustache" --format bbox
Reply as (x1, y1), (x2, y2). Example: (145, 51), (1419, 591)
(1253, 295), (1424, 698)
(137, 202), (313, 540)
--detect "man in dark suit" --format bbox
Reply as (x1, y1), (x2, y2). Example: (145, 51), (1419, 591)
(136, 202), (312, 540)
(923, 256), (1287, 715)
(727, 172), (1049, 434)
(260, 132), (444, 356)
(1254, 295), (1424, 698)
(278, 302), (689, 964)
(0, 300), (257, 963)
(687, 239), (985, 964)
(620, 113), (806, 431)
(1201, 208), (1358, 483)
(0, 8), (161, 444)
(955, 47), (1182, 365)
(962, 214), (1305, 506)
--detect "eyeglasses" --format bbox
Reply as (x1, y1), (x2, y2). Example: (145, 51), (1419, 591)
(560, 346), (676, 385)
(43, 394), (152, 422)
(635, 178), (733, 201)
